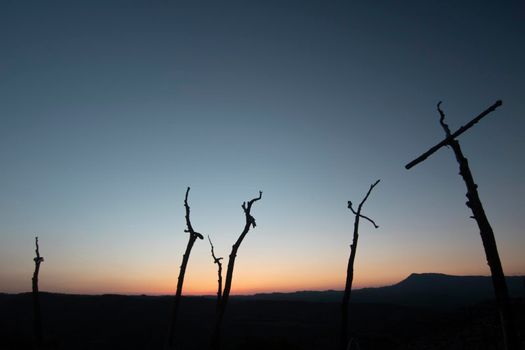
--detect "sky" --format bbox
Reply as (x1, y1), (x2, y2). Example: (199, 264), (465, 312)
(1, 0), (524, 295)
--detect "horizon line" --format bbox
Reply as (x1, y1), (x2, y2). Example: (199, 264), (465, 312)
(3, 272), (524, 297)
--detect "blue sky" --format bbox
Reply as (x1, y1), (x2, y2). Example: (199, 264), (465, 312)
(1, 0), (524, 294)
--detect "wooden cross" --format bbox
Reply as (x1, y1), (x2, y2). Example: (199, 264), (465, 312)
(405, 100), (501, 169)
(405, 100), (519, 350)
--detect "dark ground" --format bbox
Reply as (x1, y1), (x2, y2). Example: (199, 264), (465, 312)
(1, 292), (524, 350)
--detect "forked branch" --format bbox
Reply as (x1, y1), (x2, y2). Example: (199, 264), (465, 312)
(341, 180), (380, 350)
(212, 190), (263, 350)
(240, 190), (263, 231)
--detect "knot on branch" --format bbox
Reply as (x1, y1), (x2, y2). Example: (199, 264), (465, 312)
(184, 229), (204, 239)
(249, 215), (257, 228)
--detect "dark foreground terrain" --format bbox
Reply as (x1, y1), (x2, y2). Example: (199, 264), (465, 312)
(1, 274), (524, 350)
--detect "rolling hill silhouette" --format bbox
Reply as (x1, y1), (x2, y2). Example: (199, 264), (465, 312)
(243, 273), (525, 308)
(1, 273), (523, 349)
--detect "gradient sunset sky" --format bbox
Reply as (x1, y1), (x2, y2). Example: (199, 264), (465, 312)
(1, 0), (524, 295)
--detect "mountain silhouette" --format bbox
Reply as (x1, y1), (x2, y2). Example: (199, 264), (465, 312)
(243, 273), (525, 308)
(1, 273), (524, 349)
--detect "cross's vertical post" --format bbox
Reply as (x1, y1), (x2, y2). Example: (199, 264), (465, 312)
(405, 101), (519, 350)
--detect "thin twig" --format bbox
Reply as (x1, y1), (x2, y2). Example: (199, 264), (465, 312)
(208, 235), (223, 303)
(437, 101), (452, 137)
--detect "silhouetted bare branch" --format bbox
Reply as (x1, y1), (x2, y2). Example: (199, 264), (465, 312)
(166, 187), (204, 349)
(32, 236), (44, 347)
(208, 235), (223, 306)
(240, 190), (262, 229)
(341, 181), (379, 350)
(347, 180), (380, 229)
(184, 187), (204, 240)
(212, 191), (263, 350)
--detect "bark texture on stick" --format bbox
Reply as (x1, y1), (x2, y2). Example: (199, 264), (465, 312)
(211, 191), (262, 350)
(436, 102), (519, 350)
(208, 235), (223, 308)
(32, 236), (44, 348)
(340, 181), (379, 350)
(166, 187), (204, 349)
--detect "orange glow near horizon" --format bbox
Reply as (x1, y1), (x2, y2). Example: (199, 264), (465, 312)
(3, 227), (524, 296)
(16, 260), (522, 296)
(6, 265), (525, 296)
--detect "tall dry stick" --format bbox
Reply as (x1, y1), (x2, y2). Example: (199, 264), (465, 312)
(208, 235), (223, 309)
(340, 181), (379, 350)
(32, 236), (44, 348)
(405, 101), (519, 350)
(211, 191), (262, 350)
(166, 187), (204, 349)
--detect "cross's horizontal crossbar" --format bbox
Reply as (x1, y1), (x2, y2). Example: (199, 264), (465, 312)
(405, 100), (502, 170)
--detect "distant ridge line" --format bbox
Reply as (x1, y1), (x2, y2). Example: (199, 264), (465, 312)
(3, 273), (524, 307)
